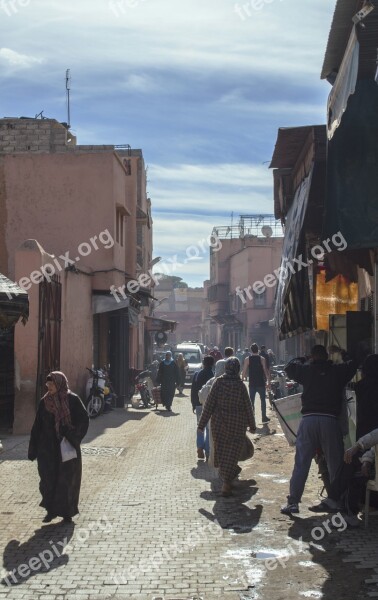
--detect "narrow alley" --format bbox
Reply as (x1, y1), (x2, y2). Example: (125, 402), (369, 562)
(1, 390), (377, 600)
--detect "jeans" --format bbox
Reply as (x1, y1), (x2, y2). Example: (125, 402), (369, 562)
(196, 406), (209, 456)
(249, 385), (267, 419)
(288, 415), (344, 504)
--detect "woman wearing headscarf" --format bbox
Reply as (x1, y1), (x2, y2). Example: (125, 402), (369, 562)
(156, 351), (180, 411)
(175, 353), (188, 395)
(198, 357), (256, 496)
(28, 371), (89, 523)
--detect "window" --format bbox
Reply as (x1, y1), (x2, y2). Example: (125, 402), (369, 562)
(253, 289), (266, 308)
(116, 208), (125, 246)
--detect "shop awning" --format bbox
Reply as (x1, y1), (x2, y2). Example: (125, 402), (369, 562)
(324, 79), (378, 249)
(144, 316), (177, 332)
(275, 165), (314, 339)
(0, 273), (29, 328)
(92, 294), (130, 314)
(327, 26), (359, 140)
(211, 314), (243, 327)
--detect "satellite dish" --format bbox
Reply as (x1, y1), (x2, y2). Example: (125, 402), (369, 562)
(261, 226), (273, 238)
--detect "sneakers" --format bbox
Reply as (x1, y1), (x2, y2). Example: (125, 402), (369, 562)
(280, 502), (299, 515)
(197, 448), (205, 459)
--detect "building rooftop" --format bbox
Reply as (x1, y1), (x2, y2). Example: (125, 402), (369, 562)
(321, 0), (378, 81)
(212, 215), (283, 239)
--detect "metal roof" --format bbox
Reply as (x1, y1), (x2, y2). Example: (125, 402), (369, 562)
(321, 0), (378, 81)
(269, 126), (325, 169)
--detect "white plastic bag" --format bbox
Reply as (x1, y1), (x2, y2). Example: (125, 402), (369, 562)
(198, 377), (215, 405)
(60, 437), (77, 462)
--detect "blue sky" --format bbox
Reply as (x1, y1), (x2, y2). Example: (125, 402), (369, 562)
(0, 0), (335, 286)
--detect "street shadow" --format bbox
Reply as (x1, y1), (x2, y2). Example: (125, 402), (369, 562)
(1, 410), (151, 459)
(254, 424), (276, 435)
(1, 522), (74, 587)
(199, 495), (263, 533)
(154, 409), (180, 417)
(82, 409), (151, 444)
(191, 462), (218, 483)
(197, 472), (262, 532)
(287, 516), (367, 599)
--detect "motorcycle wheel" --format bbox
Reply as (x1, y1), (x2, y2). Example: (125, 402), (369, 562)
(141, 389), (151, 408)
(86, 395), (104, 418)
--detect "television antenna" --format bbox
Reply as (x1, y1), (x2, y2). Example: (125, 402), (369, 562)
(66, 69), (71, 128)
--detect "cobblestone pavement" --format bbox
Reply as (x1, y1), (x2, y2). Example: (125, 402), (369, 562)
(1, 389), (378, 600)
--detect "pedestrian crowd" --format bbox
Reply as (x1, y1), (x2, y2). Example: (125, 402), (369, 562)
(26, 342), (378, 528)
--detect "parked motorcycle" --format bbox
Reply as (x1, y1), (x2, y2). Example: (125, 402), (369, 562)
(131, 369), (155, 409)
(101, 365), (118, 412)
(85, 367), (106, 418)
(128, 368), (143, 403)
(270, 368), (300, 402)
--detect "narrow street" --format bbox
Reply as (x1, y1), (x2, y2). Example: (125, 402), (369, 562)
(0, 390), (377, 600)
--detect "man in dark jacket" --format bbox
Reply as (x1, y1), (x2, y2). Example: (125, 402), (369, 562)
(281, 345), (357, 515)
(191, 355), (215, 459)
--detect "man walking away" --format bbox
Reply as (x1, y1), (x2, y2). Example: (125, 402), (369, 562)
(215, 347), (234, 377)
(280, 345), (358, 515)
(191, 355), (215, 459)
(242, 343), (270, 423)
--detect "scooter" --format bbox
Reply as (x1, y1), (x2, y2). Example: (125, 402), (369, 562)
(131, 370), (154, 409)
(85, 367), (106, 418)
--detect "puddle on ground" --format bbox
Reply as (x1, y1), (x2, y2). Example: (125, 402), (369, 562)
(272, 478), (289, 484)
(309, 543), (326, 552)
(257, 473), (278, 479)
(299, 591), (323, 598)
(255, 551), (279, 559)
(298, 561), (317, 568)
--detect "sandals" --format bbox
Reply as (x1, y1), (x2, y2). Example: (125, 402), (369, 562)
(308, 501), (339, 513)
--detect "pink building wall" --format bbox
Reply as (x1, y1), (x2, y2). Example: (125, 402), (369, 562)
(13, 240), (93, 434)
(1, 152), (133, 292)
(0, 119), (154, 432)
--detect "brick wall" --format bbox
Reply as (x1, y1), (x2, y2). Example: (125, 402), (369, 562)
(0, 118), (76, 153)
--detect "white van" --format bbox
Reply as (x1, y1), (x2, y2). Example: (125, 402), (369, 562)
(173, 343), (203, 383)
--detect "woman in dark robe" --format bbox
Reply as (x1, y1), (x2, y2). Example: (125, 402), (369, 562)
(156, 351), (179, 411)
(198, 357), (256, 496)
(28, 371), (89, 523)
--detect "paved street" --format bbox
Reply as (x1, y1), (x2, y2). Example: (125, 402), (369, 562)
(1, 390), (378, 600)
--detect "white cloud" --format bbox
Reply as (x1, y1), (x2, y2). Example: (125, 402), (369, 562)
(149, 162), (271, 188)
(0, 48), (43, 69)
(0, 0), (335, 286)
